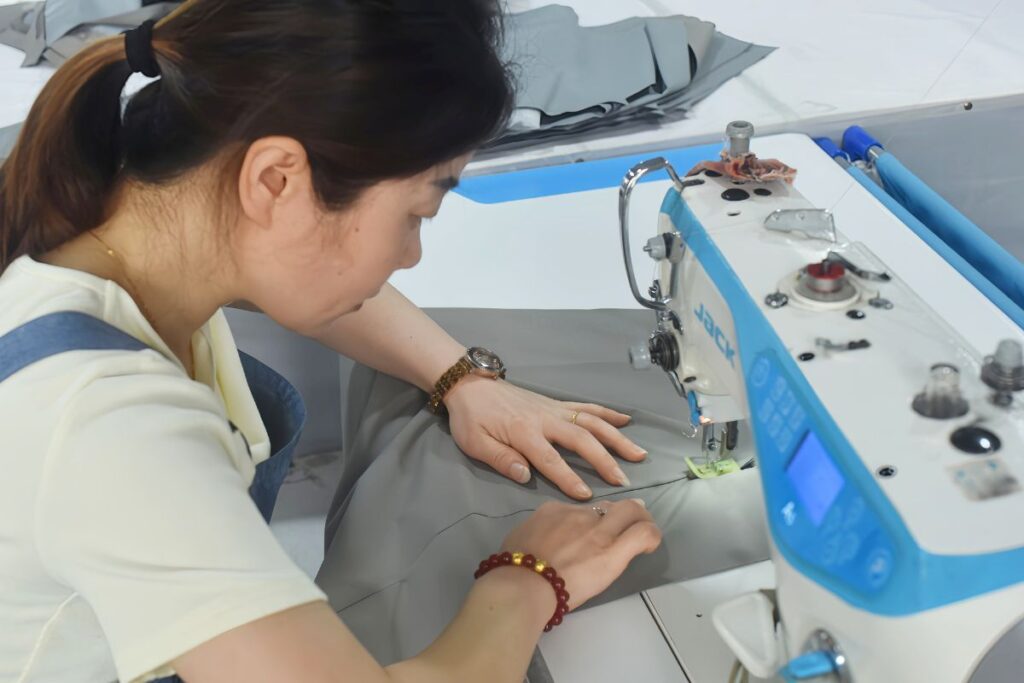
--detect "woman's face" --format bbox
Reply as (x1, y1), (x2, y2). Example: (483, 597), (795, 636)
(234, 140), (470, 335)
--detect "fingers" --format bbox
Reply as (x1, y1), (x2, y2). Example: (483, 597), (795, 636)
(564, 499), (661, 609)
(476, 435), (533, 485)
(515, 433), (593, 500)
(595, 500), (662, 581)
(549, 420), (631, 488)
(612, 516), (663, 558)
(572, 411), (647, 463)
(565, 402), (632, 428)
(593, 498), (650, 536)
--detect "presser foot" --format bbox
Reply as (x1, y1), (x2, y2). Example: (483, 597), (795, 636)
(686, 456), (741, 479)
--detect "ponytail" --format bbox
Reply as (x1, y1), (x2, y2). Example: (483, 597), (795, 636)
(0, 36), (132, 271)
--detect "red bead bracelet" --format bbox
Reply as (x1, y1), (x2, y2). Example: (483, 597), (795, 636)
(474, 551), (570, 632)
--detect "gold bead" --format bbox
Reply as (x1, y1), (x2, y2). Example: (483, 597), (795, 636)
(533, 561), (546, 573)
(511, 552), (524, 566)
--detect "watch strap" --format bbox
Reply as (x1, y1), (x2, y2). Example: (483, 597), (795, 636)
(428, 356), (475, 414)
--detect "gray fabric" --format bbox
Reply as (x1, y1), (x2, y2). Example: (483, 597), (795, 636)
(505, 6), (656, 117)
(504, 5), (698, 118)
(318, 309), (770, 665)
(682, 16), (715, 69)
(44, 0), (147, 51)
(644, 16), (698, 92)
(487, 30), (775, 154)
(0, 0), (179, 67)
(0, 123), (22, 161)
(654, 33), (773, 112)
(0, 2), (45, 66)
(41, 3), (180, 67)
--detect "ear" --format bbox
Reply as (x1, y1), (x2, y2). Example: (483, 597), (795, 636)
(237, 137), (312, 228)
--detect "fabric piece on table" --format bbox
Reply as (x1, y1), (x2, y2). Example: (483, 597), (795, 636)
(682, 16), (715, 70)
(40, 2), (179, 67)
(528, 14), (698, 134)
(487, 23), (774, 154)
(0, 2), (45, 66)
(503, 5), (665, 118)
(318, 309), (770, 665)
(0, 122), (21, 160)
(0, 0), (179, 67)
(651, 33), (774, 113)
(44, 0), (154, 54)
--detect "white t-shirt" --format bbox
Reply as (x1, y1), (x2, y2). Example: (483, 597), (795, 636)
(0, 256), (327, 683)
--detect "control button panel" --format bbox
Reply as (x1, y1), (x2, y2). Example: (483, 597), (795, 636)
(749, 353), (897, 596)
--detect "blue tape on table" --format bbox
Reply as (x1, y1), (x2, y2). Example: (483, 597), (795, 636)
(455, 143), (723, 204)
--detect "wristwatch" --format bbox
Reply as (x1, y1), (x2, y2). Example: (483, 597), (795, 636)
(428, 347), (507, 414)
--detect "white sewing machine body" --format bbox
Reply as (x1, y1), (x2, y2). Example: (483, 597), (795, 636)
(621, 137), (1024, 681)
(396, 131), (1024, 681)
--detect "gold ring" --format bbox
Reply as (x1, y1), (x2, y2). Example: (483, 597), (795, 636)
(570, 410), (581, 426)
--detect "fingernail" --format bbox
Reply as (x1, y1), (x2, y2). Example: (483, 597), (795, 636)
(632, 498), (647, 508)
(575, 482), (593, 499)
(614, 467), (631, 487)
(511, 463), (532, 484)
(636, 448), (648, 458)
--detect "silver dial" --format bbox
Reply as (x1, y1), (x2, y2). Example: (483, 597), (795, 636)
(467, 347), (503, 372)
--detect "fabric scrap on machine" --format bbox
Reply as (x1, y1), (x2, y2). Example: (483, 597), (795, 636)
(688, 150), (798, 184)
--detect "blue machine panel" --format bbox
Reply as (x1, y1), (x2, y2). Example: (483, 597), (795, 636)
(748, 354), (897, 597)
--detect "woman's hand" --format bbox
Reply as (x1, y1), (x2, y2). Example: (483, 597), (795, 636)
(497, 499), (661, 611)
(444, 376), (648, 500)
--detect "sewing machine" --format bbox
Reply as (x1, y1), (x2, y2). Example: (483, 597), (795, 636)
(377, 120), (1024, 681)
(534, 124), (1024, 682)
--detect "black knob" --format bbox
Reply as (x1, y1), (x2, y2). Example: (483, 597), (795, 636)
(649, 332), (680, 372)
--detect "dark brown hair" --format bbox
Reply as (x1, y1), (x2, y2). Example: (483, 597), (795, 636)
(0, 0), (513, 271)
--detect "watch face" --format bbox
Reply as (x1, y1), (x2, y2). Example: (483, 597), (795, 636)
(468, 347), (503, 372)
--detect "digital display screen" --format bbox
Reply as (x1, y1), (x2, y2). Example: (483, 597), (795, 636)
(786, 431), (845, 527)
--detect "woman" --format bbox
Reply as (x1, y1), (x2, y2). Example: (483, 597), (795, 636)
(0, 1), (662, 681)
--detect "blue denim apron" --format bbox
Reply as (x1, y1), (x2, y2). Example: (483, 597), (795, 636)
(0, 311), (306, 682)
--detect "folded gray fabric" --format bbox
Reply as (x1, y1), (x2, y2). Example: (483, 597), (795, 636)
(44, 0), (137, 49)
(654, 33), (774, 113)
(318, 309), (770, 665)
(484, 33), (775, 155)
(683, 15), (715, 67)
(488, 5), (774, 153)
(0, 3), (45, 66)
(504, 5), (661, 118)
(0, 0), (179, 68)
(43, 3), (179, 66)
(504, 5), (707, 121)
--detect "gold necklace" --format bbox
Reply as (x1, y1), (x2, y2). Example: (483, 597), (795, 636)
(86, 231), (198, 379)
(87, 231), (155, 324)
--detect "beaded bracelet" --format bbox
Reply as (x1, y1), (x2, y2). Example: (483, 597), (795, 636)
(474, 551), (570, 632)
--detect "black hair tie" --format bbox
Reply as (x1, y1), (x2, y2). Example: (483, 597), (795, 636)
(124, 20), (161, 78)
